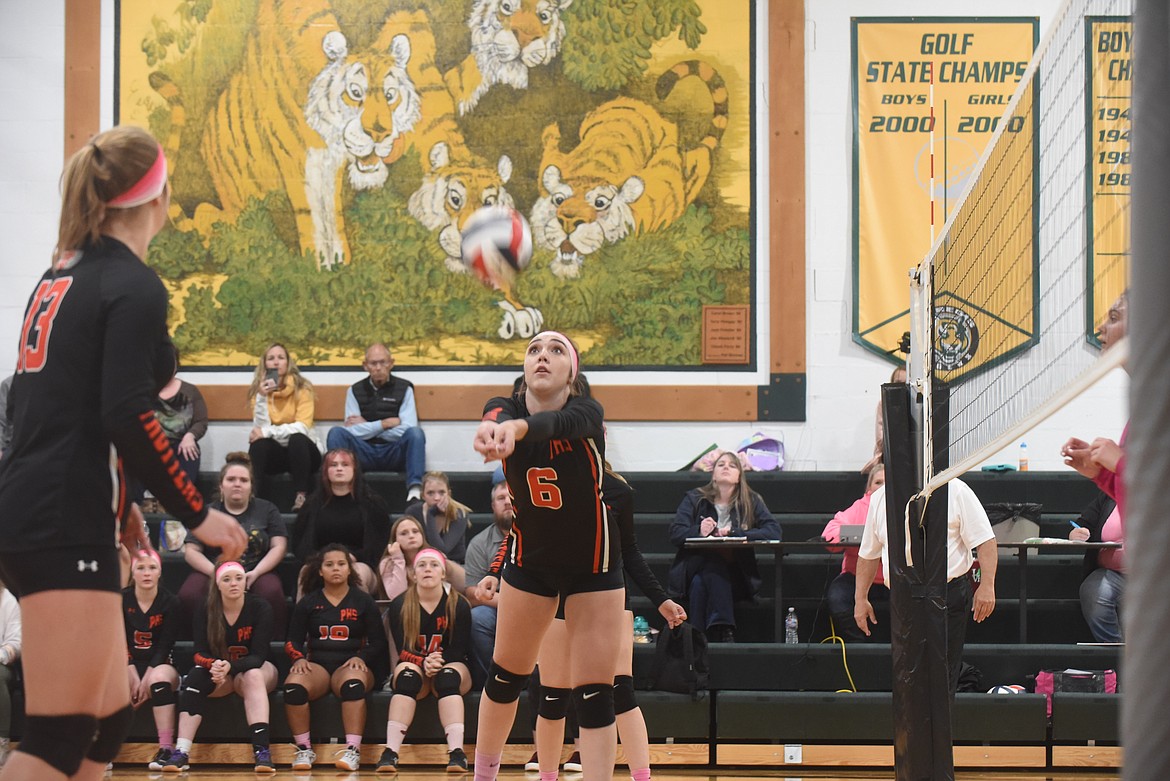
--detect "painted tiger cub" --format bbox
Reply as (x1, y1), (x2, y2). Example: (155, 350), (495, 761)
(530, 60), (729, 278)
(443, 0), (574, 116)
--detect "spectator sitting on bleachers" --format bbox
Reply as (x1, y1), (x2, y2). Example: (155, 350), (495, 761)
(378, 548), (472, 773)
(122, 550), (181, 771)
(179, 453), (289, 637)
(247, 343), (324, 512)
(293, 448), (391, 595)
(0, 375), (12, 459)
(379, 515), (467, 603)
(1070, 490), (1125, 643)
(668, 451), (781, 644)
(405, 471), (473, 564)
(822, 465), (887, 641)
(463, 477), (514, 688)
(0, 577), (20, 768)
(326, 343), (427, 504)
(151, 345), (207, 493)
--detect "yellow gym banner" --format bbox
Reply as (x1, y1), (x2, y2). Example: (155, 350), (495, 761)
(1086, 17), (1132, 343)
(852, 18), (1038, 366)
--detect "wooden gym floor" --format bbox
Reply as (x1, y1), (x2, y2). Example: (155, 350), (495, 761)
(107, 769), (1122, 780)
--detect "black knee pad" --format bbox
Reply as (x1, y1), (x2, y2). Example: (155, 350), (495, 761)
(433, 667), (462, 699)
(484, 663), (530, 704)
(179, 666), (215, 717)
(19, 713), (98, 776)
(340, 679), (367, 702)
(283, 682), (309, 706)
(572, 683), (615, 729)
(538, 686), (572, 720)
(393, 667), (423, 698)
(87, 705), (134, 763)
(612, 675), (638, 715)
(150, 681), (176, 707)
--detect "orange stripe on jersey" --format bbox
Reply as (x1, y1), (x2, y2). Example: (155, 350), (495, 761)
(114, 456), (128, 524)
(483, 407), (503, 422)
(584, 439), (605, 573)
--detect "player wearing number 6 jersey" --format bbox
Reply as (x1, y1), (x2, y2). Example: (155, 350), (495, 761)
(470, 331), (625, 781)
(0, 126), (245, 781)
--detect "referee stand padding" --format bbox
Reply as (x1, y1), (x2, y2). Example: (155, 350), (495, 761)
(107, 471), (1120, 769)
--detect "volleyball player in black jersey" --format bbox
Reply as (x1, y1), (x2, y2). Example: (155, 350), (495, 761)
(378, 548), (473, 774)
(530, 469), (687, 781)
(0, 126), (246, 781)
(283, 544), (387, 771)
(471, 331), (625, 781)
(122, 550), (182, 770)
(165, 562), (278, 773)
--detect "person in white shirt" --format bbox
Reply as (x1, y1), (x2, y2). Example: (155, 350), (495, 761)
(853, 478), (998, 690)
(0, 581), (21, 767)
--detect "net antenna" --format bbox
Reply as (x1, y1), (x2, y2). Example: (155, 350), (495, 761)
(912, 0), (1133, 499)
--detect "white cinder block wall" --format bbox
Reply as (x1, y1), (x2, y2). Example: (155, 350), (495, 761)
(0, 0), (1126, 479)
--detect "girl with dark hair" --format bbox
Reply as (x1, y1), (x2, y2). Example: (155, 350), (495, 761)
(164, 561), (278, 773)
(668, 451), (781, 643)
(284, 544), (388, 771)
(377, 549), (472, 773)
(0, 125), (245, 779)
(294, 448), (391, 594)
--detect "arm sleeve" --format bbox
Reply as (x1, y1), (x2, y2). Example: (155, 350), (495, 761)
(445, 595), (473, 665)
(1077, 492), (1116, 540)
(0, 376), (12, 452)
(744, 495), (782, 541)
(358, 593), (388, 665)
(522, 396), (604, 442)
(381, 386), (420, 439)
(345, 387), (384, 440)
(148, 594), (180, 667)
(184, 382), (209, 440)
(487, 535), (511, 578)
(284, 596), (311, 661)
(669, 491), (704, 547)
(361, 496), (392, 570)
(1093, 467), (1121, 503)
(229, 598), (273, 675)
(447, 513), (468, 563)
(613, 486), (668, 605)
(192, 606), (215, 668)
(101, 277), (207, 528)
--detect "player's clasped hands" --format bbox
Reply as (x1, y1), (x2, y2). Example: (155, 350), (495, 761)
(473, 419), (526, 462)
(423, 652), (445, 677)
(210, 659), (231, 685)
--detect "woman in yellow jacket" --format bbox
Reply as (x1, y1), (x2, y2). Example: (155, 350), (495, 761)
(248, 343), (324, 511)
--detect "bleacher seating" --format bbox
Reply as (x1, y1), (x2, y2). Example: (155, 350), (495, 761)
(94, 470), (1120, 768)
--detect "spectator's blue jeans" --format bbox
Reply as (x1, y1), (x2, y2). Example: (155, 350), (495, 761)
(326, 426), (426, 488)
(469, 604), (498, 690)
(1080, 568), (1124, 643)
(688, 556), (736, 631)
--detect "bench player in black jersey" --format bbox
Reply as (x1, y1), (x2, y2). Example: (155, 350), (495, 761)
(283, 544), (388, 772)
(165, 562), (278, 773)
(529, 468), (687, 781)
(470, 331), (626, 781)
(378, 548), (473, 774)
(0, 126), (246, 781)
(122, 550), (181, 771)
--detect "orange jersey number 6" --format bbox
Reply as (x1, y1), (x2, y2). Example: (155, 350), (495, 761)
(526, 467), (563, 509)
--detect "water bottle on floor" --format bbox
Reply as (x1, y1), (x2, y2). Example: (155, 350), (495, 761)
(785, 607), (799, 644)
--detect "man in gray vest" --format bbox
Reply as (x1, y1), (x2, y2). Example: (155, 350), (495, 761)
(326, 344), (426, 501)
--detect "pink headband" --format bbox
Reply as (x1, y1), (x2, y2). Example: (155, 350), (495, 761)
(135, 549), (162, 567)
(530, 330), (578, 380)
(107, 144), (168, 208)
(414, 548), (447, 567)
(215, 561), (246, 580)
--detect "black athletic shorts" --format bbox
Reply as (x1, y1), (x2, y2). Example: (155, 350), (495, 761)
(503, 565), (624, 601)
(0, 544), (121, 597)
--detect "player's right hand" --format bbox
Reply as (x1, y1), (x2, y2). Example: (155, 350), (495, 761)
(193, 508), (248, 561)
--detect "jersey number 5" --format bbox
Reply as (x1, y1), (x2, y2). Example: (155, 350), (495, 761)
(526, 467), (563, 509)
(17, 277), (73, 373)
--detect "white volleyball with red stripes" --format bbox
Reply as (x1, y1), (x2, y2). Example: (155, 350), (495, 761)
(459, 205), (533, 292)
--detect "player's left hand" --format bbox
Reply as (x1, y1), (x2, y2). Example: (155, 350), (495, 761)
(1089, 437), (1122, 473)
(659, 599), (687, 628)
(342, 657), (368, 674)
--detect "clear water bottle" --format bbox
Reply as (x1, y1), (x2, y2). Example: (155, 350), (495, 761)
(633, 615), (651, 643)
(784, 607), (799, 644)
(1018, 441), (1029, 472)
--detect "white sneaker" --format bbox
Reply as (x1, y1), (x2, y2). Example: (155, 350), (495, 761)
(292, 745), (317, 770)
(335, 745), (362, 771)
(563, 751), (583, 773)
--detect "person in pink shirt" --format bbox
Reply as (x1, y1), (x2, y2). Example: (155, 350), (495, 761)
(1069, 491), (1124, 642)
(822, 467), (887, 641)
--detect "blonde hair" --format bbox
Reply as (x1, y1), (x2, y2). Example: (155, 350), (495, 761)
(246, 342), (315, 405)
(56, 126), (163, 265)
(399, 564), (463, 654)
(422, 471), (472, 535)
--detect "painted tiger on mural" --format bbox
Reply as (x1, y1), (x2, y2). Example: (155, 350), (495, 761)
(443, 0), (574, 116)
(529, 60), (729, 278)
(154, 0), (421, 269)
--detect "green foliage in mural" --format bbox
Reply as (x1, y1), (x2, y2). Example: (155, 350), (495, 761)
(561, 0), (706, 91)
(142, 0), (215, 66)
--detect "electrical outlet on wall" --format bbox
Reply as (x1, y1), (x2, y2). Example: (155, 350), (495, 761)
(783, 744), (802, 763)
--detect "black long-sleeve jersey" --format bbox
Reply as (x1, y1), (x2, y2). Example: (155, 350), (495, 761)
(604, 473), (669, 609)
(193, 594), (272, 675)
(388, 590), (471, 667)
(285, 587), (387, 669)
(123, 587), (181, 668)
(0, 238), (208, 552)
(482, 393), (619, 575)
